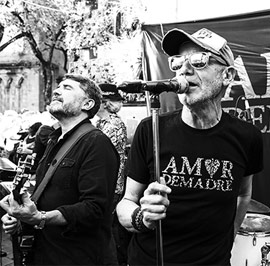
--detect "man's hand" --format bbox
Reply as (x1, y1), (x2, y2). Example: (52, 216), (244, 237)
(0, 192), (40, 225)
(1, 213), (20, 235)
(139, 177), (171, 229)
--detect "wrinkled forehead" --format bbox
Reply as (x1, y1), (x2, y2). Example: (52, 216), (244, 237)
(59, 78), (80, 88)
(58, 78), (87, 94)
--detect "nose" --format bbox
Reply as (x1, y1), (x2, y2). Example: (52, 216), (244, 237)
(176, 60), (194, 76)
(52, 86), (62, 96)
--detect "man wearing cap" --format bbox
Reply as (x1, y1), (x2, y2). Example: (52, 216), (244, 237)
(96, 83), (127, 200)
(116, 28), (263, 265)
(96, 83), (128, 265)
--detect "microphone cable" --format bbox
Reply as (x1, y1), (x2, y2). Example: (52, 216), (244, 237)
(233, 95), (253, 123)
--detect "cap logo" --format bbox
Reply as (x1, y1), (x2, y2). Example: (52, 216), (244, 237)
(196, 28), (213, 40)
(193, 28), (227, 52)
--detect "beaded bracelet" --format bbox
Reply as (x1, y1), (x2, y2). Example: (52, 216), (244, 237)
(131, 206), (152, 232)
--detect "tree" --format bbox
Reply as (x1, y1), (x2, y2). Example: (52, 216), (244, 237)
(65, 0), (146, 84)
(0, 0), (73, 106)
(0, 0), (146, 106)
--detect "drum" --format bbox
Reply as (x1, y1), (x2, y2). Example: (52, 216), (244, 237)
(231, 213), (270, 266)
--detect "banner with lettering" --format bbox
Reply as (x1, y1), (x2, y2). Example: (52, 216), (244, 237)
(141, 10), (270, 206)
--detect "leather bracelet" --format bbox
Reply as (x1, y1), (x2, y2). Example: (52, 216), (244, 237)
(131, 206), (152, 232)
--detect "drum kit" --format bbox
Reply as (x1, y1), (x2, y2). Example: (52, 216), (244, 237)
(231, 199), (270, 266)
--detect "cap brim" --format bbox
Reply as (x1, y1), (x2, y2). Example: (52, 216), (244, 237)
(162, 28), (218, 56)
(103, 94), (125, 101)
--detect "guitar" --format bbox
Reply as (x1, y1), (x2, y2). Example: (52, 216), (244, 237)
(0, 153), (36, 266)
(12, 154), (36, 202)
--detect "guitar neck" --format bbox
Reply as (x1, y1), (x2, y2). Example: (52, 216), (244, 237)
(12, 154), (36, 204)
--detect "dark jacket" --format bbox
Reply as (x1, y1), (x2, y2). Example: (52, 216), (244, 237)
(33, 119), (119, 265)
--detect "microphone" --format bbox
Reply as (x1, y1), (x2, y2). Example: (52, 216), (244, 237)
(243, 96), (253, 123)
(118, 78), (189, 94)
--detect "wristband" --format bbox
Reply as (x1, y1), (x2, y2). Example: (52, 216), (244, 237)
(131, 206), (152, 232)
(34, 211), (46, 230)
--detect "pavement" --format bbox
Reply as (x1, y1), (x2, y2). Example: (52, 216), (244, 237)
(0, 227), (13, 266)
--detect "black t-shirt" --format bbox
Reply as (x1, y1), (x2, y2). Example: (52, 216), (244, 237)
(126, 109), (263, 266)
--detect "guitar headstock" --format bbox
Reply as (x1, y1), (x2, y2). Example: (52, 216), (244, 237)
(12, 153), (36, 204)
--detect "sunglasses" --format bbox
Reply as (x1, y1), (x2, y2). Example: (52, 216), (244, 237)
(168, 52), (227, 72)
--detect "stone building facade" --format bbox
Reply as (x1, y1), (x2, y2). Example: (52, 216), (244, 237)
(0, 29), (64, 114)
(0, 61), (43, 113)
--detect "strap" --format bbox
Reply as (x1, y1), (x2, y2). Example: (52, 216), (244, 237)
(31, 123), (96, 203)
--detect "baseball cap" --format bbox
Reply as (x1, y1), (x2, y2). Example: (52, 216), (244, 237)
(98, 83), (124, 101)
(162, 28), (234, 66)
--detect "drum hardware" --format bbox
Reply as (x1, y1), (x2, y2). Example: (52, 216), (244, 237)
(260, 243), (270, 266)
(231, 214), (270, 266)
(253, 233), (258, 246)
(248, 199), (270, 214)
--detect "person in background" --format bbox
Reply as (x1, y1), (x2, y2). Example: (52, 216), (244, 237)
(1, 74), (119, 265)
(31, 110), (59, 172)
(9, 122), (42, 165)
(18, 122), (42, 155)
(31, 123), (56, 173)
(96, 83), (127, 199)
(96, 83), (129, 266)
(116, 28), (264, 266)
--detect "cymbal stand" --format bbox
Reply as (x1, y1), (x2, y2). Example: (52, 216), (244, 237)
(261, 243), (270, 266)
(150, 94), (164, 266)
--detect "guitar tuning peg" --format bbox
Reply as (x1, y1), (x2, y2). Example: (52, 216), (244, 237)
(24, 180), (30, 188)
(14, 179), (21, 185)
(20, 187), (27, 194)
(17, 168), (23, 174)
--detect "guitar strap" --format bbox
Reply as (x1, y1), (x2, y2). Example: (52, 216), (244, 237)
(31, 123), (96, 204)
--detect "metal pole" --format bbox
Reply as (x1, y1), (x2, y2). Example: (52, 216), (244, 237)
(151, 95), (164, 266)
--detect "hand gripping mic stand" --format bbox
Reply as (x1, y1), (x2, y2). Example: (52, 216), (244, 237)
(150, 93), (164, 266)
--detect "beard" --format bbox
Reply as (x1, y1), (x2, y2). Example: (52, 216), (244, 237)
(49, 101), (80, 120)
(178, 80), (223, 108)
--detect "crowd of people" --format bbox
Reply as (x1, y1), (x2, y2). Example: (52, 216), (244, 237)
(0, 27), (264, 266)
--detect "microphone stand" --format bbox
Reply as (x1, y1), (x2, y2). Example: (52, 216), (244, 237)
(151, 93), (164, 266)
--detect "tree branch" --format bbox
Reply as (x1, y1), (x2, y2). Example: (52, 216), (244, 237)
(10, 10), (47, 65)
(0, 32), (26, 52)
(11, 11), (25, 25)
(24, 31), (47, 65)
(57, 46), (68, 72)
(48, 24), (66, 62)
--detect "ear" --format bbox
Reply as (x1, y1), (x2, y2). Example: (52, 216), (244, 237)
(82, 99), (95, 111)
(222, 66), (236, 86)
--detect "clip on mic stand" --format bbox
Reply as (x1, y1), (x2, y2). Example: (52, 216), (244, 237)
(150, 93), (164, 266)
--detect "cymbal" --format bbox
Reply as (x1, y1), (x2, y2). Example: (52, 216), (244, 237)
(248, 199), (270, 214)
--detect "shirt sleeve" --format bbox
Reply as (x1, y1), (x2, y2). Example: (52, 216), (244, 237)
(125, 118), (152, 184)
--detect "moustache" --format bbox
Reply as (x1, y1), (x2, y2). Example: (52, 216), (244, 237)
(51, 97), (63, 103)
